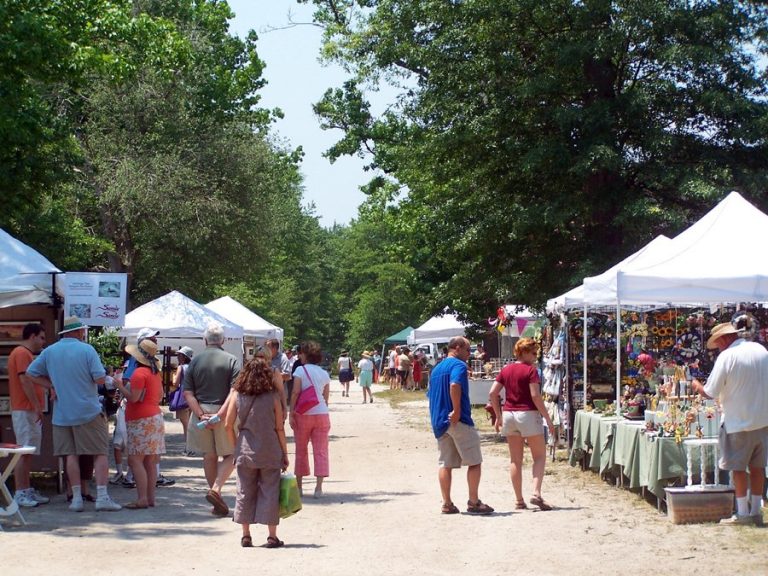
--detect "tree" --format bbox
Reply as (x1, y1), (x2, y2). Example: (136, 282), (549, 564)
(306, 0), (768, 323)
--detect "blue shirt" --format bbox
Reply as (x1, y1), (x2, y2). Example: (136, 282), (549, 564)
(27, 338), (106, 426)
(427, 356), (473, 438)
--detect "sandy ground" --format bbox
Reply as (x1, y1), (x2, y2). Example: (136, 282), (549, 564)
(2, 381), (767, 575)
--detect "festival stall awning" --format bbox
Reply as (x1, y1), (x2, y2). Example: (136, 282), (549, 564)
(0, 228), (62, 308)
(384, 326), (414, 345)
(617, 192), (768, 303)
(205, 296), (283, 341)
(407, 312), (468, 344)
(118, 290), (244, 339)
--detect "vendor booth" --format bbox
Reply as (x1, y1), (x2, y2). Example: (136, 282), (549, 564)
(118, 290), (245, 360)
(560, 192), (768, 518)
(0, 229), (62, 481)
(206, 296), (283, 358)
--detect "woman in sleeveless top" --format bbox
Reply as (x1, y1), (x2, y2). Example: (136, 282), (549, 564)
(225, 356), (289, 548)
(338, 350), (354, 397)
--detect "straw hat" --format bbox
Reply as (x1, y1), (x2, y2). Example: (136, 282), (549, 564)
(361, 351), (372, 359)
(125, 339), (159, 367)
(59, 316), (86, 335)
(706, 322), (740, 349)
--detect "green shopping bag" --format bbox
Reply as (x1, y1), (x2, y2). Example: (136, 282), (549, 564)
(279, 473), (302, 519)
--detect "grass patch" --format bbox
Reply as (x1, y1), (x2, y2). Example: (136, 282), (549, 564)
(374, 388), (427, 407)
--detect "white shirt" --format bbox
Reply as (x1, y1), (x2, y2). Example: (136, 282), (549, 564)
(358, 358), (373, 372)
(295, 363), (330, 416)
(388, 350), (397, 368)
(704, 339), (768, 433)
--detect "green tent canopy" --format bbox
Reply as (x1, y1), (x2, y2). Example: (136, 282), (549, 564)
(384, 326), (414, 345)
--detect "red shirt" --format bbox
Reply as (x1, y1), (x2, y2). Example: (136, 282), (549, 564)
(496, 362), (539, 412)
(124, 366), (163, 421)
(9, 345), (44, 411)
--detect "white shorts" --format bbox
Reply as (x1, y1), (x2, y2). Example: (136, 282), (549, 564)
(501, 410), (545, 438)
(12, 410), (42, 454)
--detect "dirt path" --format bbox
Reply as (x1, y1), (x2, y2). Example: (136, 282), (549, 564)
(2, 382), (766, 575)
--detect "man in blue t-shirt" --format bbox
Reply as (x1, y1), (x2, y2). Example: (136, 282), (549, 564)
(427, 336), (494, 516)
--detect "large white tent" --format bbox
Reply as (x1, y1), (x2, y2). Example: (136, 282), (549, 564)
(407, 311), (469, 344)
(118, 290), (244, 358)
(617, 192), (768, 303)
(0, 227), (62, 308)
(206, 296), (283, 341)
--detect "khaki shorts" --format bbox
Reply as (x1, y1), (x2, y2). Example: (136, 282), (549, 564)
(719, 424), (768, 470)
(437, 422), (483, 468)
(187, 403), (235, 456)
(501, 410), (544, 438)
(53, 413), (110, 456)
(12, 410), (42, 454)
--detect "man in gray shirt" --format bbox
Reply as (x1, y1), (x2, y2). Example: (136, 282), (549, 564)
(183, 323), (240, 516)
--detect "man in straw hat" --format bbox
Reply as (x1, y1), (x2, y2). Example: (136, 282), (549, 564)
(692, 321), (768, 526)
(26, 316), (122, 512)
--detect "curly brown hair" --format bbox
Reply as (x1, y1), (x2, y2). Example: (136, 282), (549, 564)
(234, 357), (275, 396)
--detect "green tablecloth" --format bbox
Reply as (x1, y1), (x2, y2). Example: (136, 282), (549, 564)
(570, 411), (714, 499)
(569, 410), (618, 474)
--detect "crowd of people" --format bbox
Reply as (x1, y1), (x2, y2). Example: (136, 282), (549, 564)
(6, 317), (767, 541)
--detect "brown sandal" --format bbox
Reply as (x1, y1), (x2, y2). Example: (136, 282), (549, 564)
(206, 489), (229, 516)
(466, 500), (494, 515)
(530, 495), (553, 511)
(441, 502), (460, 514)
(515, 500), (528, 510)
(241, 535), (253, 548)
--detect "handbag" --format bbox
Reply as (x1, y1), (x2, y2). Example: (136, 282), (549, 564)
(169, 386), (188, 411)
(279, 473), (302, 518)
(294, 366), (320, 414)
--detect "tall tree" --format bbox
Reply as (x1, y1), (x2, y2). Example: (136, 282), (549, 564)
(306, 0), (768, 322)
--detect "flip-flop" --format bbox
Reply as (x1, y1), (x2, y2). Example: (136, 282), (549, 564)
(124, 501), (148, 510)
(206, 489), (229, 516)
(265, 536), (284, 548)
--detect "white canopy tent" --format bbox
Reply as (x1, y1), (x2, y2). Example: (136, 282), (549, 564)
(617, 192), (768, 303)
(206, 296), (283, 342)
(118, 290), (244, 358)
(407, 311), (469, 345)
(0, 227), (63, 308)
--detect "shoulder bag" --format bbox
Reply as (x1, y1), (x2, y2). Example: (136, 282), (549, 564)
(295, 366), (320, 414)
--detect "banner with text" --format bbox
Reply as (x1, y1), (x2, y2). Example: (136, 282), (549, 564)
(64, 272), (128, 327)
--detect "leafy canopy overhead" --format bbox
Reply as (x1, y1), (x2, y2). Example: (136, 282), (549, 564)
(306, 0), (768, 323)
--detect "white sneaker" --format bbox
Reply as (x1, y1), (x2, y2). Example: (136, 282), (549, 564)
(69, 498), (84, 512)
(30, 489), (49, 504)
(95, 496), (122, 511)
(720, 514), (754, 526)
(109, 472), (124, 485)
(14, 491), (38, 508)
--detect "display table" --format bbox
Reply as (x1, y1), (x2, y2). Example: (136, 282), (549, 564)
(0, 444), (36, 530)
(569, 410), (618, 474)
(468, 378), (504, 405)
(569, 410), (718, 505)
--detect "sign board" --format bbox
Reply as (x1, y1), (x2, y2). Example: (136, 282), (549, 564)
(64, 272), (128, 327)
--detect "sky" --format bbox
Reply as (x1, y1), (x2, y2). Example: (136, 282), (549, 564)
(226, 0), (373, 227)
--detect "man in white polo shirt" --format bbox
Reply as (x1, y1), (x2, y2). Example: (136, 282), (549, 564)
(693, 322), (768, 526)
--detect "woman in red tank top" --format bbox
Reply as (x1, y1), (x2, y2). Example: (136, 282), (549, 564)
(489, 338), (555, 511)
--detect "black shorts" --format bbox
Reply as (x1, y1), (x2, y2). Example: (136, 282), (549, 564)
(339, 368), (354, 383)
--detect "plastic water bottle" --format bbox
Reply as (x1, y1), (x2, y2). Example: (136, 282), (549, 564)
(196, 414), (220, 429)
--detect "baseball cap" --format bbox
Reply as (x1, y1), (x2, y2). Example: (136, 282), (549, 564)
(137, 327), (160, 342)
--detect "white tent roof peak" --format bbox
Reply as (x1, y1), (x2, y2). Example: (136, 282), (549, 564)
(617, 192), (768, 303)
(118, 290), (244, 339)
(205, 296), (283, 341)
(408, 310), (469, 344)
(0, 227), (62, 308)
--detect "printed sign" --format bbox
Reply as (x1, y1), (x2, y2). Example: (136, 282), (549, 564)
(64, 272), (128, 327)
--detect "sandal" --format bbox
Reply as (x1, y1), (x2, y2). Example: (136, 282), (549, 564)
(265, 536), (284, 548)
(466, 500), (494, 515)
(529, 496), (553, 511)
(441, 502), (460, 515)
(124, 501), (148, 510)
(241, 535), (253, 548)
(206, 489), (229, 516)
(515, 500), (528, 510)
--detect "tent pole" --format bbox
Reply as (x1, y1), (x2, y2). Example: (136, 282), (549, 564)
(583, 304), (588, 407)
(616, 300), (621, 412)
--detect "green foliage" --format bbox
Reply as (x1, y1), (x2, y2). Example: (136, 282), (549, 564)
(308, 0), (768, 324)
(88, 328), (123, 370)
